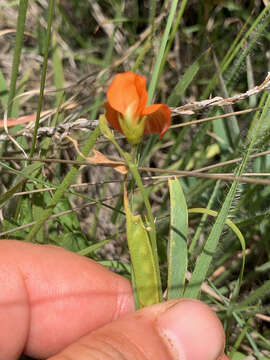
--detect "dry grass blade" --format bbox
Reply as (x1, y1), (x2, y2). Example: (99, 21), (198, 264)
(0, 28), (33, 38)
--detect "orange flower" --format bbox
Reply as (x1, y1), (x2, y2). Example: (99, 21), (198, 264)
(104, 72), (171, 144)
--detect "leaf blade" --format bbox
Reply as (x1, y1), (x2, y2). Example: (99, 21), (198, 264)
(167, 178), (188, 299)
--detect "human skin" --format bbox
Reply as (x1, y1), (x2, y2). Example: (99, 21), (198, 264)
(0, 240), (229, 360)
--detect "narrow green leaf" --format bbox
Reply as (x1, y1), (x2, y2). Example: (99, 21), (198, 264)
(0, 70), (8, 109)
(54, 197), (84, 232)
(147, 0), (179, 103)
(7, 0), (28, 117)
(230, 351), (251, 360)
(213, 53), (240, 147)
(167, 56), (200, 107)
(184, 180), (241, 299)
(158, 0), (188, 82)
(188, 207), (246, 295)
(20, 161), (44, 177)
(235, 280), (270, 310)
(11, 71), (30, 118)
(0, 180), (25, 208)
(29, 0), (56, 158)
(189, 181), (221, 254)
(52, 33), (65, 109)
(32, 192), (45, 243)
(78, 239), (111, 256)
(167, 178), (188, 299)
(213, 111), (231, 151)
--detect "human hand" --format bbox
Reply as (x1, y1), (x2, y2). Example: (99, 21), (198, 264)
(0, 240), (229, 360)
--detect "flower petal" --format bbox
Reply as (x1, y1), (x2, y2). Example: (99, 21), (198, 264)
(104, 102), (123, 133)
(107, 72), (148, 117)
(134, 73), (148, 116)
(143, 104), (171, 137)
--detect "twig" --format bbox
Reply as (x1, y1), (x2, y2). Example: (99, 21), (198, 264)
(1, 156), (270, 185)
(171, 72), (270, 115)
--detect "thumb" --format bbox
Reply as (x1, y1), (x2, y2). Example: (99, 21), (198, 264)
(49, 298), (228, 360)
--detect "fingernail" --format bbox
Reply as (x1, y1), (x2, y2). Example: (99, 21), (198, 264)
(156, 299), (226, 360)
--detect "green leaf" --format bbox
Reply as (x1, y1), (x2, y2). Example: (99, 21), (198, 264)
(188, 207), (246, 299)
(147, 0), (180, 103)
(53, 197), (88, 250)
(52, 33), (65, 108)
(0, 162), (43, 218)
(29, 0), (56, 158)
(51, 232), (87, 252)
(21, 161), (44, 177)
(78, 239), (111, 256)
(213, 110), (231, 151)
(167, 178), (188, 299)
(0, 70), (8, 109)
(0, 218), (28, 239)
(235, 280), (270, 310)
(0, 179), (24, 208)
(230, 351), (249, 360)
(54, 197), (82, 230)
(167, 56), (200, 107)
(32, 192), (45, 243)
(7, 0), (28, 117)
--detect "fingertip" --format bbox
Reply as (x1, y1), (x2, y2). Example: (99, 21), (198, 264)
(51, 298), (227, 360)
(157, 298), (226, 360)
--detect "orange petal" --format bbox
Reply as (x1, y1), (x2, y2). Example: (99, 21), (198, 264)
(143, 104), (171, 137)
(134, 73), (148, 116)
(106, 72), (148, 117)
(104, 102), (123, 133)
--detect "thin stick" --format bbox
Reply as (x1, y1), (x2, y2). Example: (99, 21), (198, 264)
(1, 155), (270, 185)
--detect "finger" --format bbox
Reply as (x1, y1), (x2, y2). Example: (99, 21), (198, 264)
(49, 298), (227, 360)
(0, 240), (134, 360)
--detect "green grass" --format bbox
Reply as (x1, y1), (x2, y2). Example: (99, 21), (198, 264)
(0, 1), (270, 359)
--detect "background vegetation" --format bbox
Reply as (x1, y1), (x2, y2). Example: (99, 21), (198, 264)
(0, 1), (269, 359)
